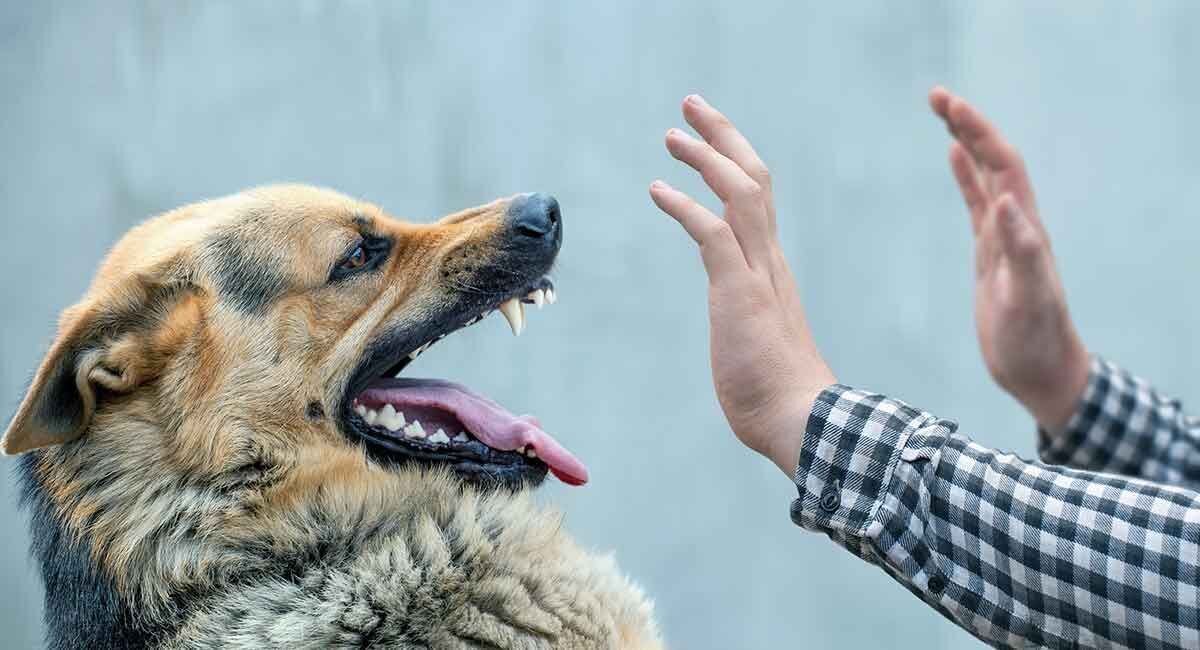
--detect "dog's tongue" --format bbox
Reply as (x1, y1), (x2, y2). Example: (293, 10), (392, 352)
(358, 377), (588, 486)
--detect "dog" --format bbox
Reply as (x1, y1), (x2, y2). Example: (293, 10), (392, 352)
(4, 185), (663, 649)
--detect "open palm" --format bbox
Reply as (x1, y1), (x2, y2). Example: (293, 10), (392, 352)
(930, 88), (1089, 432)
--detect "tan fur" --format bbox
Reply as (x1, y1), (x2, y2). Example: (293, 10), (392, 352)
(6, 185), (663, 649)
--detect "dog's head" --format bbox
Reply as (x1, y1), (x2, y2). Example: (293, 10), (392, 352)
(3, 185), (587, 493)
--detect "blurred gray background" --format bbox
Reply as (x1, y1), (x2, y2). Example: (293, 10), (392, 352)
(3, 2), (1199, 648)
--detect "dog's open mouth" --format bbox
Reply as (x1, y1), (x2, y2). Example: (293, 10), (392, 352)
(341, 276), (588, 489)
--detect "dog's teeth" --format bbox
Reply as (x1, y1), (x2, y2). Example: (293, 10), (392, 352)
(354, 404), (368, 417)
(530, 289), (545, 308)
(429, 430), (450, 444)
(379, 404), (404, 431)
(408, 342), (431, 360)
(545, 288), (556, 304)
(364, 409), (379, 426)
(498, 298), (525, 336)
(453, 432), (470, 442)
(516, 445), (526, 454)
(403, 420), (426, 439)
(526, 448), (537, 458)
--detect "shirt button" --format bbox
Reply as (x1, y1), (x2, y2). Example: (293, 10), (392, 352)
(928, 574), (946, 594)
(818, 482), (841, 513)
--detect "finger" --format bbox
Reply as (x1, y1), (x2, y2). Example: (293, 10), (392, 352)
(975, 196), (1005, 279)
(949, 142), (989, 234)
(929, 85), (953, 122)
(994, 194), (1045, 271)
(649, 180), (748, 277)
(681, 95), (772, 190)
(943, 96), (1053, 246)
(665, 128), (773, 264)
(929, 86), (964, 140)
(945, 98), (1029, 188)
(665, 128), (762, 207)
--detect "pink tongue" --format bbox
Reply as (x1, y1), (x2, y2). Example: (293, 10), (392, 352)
(357, 377), (588, 486)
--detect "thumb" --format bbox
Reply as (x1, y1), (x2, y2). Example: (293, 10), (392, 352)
(994, 194), (1044, 269)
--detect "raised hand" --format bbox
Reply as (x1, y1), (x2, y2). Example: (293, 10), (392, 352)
(649, 95), (836, 476)
(929, 87), (1090, 433)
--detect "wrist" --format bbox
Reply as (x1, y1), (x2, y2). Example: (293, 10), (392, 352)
(1022, 338), (1090, 434)
(762, 379), (833, 478)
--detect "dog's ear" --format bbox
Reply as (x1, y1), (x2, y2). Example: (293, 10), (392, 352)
(3, 276), (198, 455)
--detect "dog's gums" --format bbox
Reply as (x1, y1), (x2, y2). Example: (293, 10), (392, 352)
(342, 275), (589, 489)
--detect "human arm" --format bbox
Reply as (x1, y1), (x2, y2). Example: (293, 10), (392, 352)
(930, 87), (1200, 488)
(795, 383), (1200, 649)
(1041, 356), (1200, 490)
(649, 94), (1200, 648)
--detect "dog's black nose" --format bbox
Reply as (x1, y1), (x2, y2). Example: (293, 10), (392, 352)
(509, 193), (560, 239)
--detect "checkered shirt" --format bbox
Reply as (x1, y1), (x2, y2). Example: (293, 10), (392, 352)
(790, 358), (1200, 649)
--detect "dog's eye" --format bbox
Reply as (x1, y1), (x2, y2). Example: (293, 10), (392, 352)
(340, 245), (367, 271)
(329, 236), (391, 283)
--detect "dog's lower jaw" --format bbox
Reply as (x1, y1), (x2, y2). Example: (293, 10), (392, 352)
(164, 470), (662, 649)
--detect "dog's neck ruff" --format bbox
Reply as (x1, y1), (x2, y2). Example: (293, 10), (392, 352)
(19, 450), (661, 649)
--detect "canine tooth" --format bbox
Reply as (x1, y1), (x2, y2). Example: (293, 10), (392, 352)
(545, 288), (556, 304)
(408, 342), (431, 360)
(354, 404), (368, 417)
(404, 420), (426, 439)
(526, 448), (537, 458)
(364, 409), (379, 426)
(516, 445), (526, 454)
(453, 432), (470, 442)
(429, 430), (450, 444)
(530, 289), (545, 308)
(498, 298), (524, 336)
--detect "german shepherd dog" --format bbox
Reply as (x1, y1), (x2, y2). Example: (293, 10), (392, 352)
(4, 186), (662, 649)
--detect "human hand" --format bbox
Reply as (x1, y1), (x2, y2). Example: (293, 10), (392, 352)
(649, 95), (836, 477)
(930, 87), (1089, 433)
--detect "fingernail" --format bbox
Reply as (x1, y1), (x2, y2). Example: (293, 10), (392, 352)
(650, 180), (668, 191)
(686, 94), (707, 107)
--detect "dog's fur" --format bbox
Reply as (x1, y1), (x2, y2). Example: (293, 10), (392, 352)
(5, 185), (662, 649)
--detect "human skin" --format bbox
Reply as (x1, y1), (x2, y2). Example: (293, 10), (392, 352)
(649, 94), (835, 477)
(649, 91), (1089, 476)
(928, 86), (1090, 435)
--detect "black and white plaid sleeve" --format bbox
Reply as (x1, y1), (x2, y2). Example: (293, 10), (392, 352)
(1039, 357), (1200, 490)
(791, 384), (1200, 649)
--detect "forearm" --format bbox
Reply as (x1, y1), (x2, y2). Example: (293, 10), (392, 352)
(791, 385), (1200, 649)
(1040, 357), (1200, 489)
